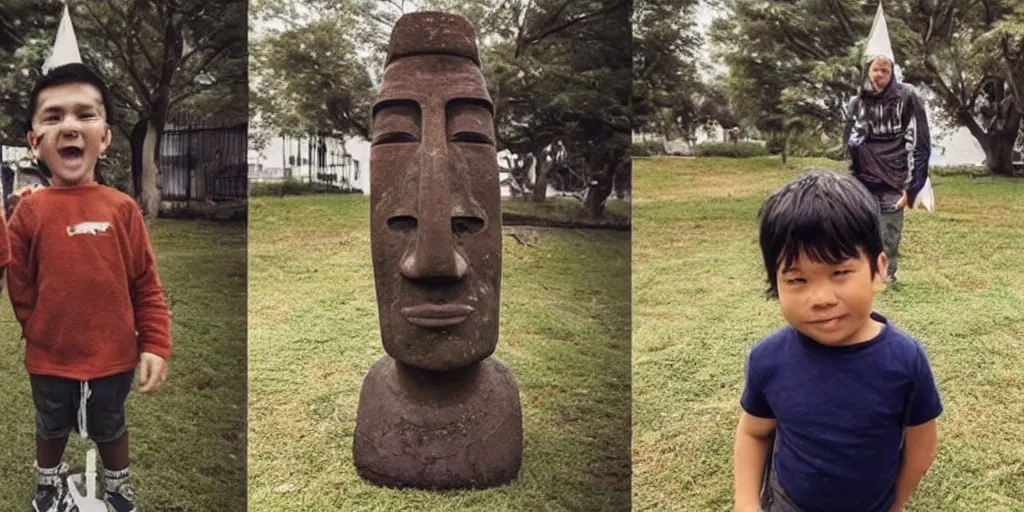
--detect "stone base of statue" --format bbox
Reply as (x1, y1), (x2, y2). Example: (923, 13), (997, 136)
(353, 355), (523, 489)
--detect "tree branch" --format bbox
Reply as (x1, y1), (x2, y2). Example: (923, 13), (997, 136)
(517, 0), (627, 55)
(828, 0), (856, 45)
(1001, 35), (1024, 116)
(102, 0), (158, 73)
(81, 3), (154, 108)
(177, 42), (234, 89)
(924, 55), (986, 139)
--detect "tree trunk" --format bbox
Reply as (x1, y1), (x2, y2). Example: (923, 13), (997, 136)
(584, 158), (620, 218)
(781, 130), (791, 164)
(130, 118), (148, 198)
(139, 119), (164, 219)
(531, 146), (550, 203)
(982, 133), (1017, 176)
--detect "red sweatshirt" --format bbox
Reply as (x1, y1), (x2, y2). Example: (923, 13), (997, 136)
(6, 184), (172, 381)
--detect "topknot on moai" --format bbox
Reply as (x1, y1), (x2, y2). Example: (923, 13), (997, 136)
(385, 11), (481, 66)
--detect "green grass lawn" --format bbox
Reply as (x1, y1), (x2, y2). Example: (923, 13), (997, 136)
(248, 194), (631, 511)
(0, 219), (247, 510)
(632, 156), (1024, 511)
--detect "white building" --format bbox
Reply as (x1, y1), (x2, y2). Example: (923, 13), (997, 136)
(249, 133), (371, 193)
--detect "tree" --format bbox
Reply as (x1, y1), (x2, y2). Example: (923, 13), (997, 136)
(250, 7), (374, 141)
(712, 0), (1024, 175)
(251, 0), (631, 216)
(0, 0), (63, 148)
(633, 0), (705, 141)
(897, 0), (1024, 175)
(498, 0), (631, 215)
(73, 0), (247, 217)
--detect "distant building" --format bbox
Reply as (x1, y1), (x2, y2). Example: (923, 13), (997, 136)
(249, 133), (370, 193)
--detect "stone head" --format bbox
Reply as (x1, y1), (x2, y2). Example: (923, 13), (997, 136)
(369, 12), (501, 371)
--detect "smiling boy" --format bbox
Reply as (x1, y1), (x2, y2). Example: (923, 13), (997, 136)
(732, 170), (942, 512)
(6, 63), (171, 512)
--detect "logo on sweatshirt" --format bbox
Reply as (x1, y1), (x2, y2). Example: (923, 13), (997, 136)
(67, 221), (112, 236)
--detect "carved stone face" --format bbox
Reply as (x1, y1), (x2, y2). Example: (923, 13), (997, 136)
(369, 53), (501, 372)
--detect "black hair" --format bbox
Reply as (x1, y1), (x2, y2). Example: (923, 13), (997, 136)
(757, 170), (884, 298)
(25, 63), (115, 132)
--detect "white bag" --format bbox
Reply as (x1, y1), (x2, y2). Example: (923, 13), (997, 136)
(913, 177), (935, 212)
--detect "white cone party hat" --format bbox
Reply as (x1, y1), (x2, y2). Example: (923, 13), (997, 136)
(42, 3), (83, 74)
(863, 3), (902, 80)
(864, 3), (894, 63)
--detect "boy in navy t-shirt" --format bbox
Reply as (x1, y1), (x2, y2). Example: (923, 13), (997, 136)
(733, 170), (942, 512)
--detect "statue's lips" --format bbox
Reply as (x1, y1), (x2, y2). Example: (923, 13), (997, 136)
(400, 303), (475, 328)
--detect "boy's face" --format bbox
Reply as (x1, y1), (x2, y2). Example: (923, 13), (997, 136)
(27, 82), (111, 187)
(776, 248), (887, 346)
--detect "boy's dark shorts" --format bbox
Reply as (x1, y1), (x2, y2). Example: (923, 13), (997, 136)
(29, 369), (134, 443)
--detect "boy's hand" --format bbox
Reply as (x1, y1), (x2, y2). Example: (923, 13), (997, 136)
(6, 184), (41, 217)
(896, 190), (908, 209)
(138, 352), (168, 394)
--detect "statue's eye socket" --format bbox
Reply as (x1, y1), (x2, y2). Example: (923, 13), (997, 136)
(374, 132), (418, 145)
(451, 216), (485, 235)
(451, 131), (492, 144)
(387, 215), (417, 231)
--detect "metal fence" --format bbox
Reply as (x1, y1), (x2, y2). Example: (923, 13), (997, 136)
(160, 115), (247, 201)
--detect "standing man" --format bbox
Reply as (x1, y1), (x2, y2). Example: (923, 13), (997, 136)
(844, 4), (931, 285)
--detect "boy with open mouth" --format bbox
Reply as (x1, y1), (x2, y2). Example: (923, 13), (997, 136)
(5, 62), (172, 512)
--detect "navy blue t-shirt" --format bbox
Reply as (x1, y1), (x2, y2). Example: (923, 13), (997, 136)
(740, 313), (943, 512)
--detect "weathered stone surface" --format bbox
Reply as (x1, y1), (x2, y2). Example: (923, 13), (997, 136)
(353, 356), (523, 489)
(354, 11), (522, 490)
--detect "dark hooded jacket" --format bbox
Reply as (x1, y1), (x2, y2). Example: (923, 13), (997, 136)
(843, 63), (931, 203)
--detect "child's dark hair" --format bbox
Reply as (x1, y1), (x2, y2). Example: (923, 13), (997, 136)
(757, 170), (884, 298)
(25, 63), (115, 132)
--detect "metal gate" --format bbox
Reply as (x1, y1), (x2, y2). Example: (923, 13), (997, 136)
(160, 116), (247, 201)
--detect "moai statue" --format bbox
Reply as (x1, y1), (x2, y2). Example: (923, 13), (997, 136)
(352, 12), (523, 490)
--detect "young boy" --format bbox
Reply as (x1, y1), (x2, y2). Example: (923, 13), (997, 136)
(6, 63), (171, 512)
(733, 170), (942, 512)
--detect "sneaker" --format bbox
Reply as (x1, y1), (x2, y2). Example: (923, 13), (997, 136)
(32, 463), (76, 512)
(103, 482), (137, 512)
(31, 485), (76, 512)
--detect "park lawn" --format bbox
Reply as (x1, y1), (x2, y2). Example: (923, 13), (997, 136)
(0, 219), (248, 510)
(632, 156), (1024, 511)
(247, 194), (631, 511)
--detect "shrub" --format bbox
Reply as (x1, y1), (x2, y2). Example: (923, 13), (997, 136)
(694, 142), (769, 158)
(249, 178), (333, 197)
(930, 165), (990, 177)
(632, 140), (665, 156)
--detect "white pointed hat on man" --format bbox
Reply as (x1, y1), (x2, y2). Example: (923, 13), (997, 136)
(42, 3), (83, 74)
(863, 3), (903, 81)
(864, 3), (894, 63)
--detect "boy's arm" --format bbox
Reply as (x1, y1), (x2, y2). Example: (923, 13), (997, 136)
(5, 201), (36, 312)
(736, 348), (776, 512)
(734, 412), (777, 512)
(125, 201), (172, 361)
(890, 420), (938, 511)
(892, 345), (943, 511)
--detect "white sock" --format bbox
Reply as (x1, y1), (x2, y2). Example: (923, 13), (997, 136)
(34, 460), (65, 487)
(103, 466), (130, 493)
